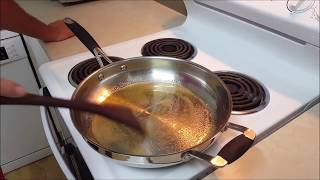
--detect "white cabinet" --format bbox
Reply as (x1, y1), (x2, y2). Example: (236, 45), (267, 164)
(0, 31), (51, 173)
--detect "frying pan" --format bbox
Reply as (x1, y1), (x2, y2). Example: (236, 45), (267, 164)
(0, 17), (255, 170)
(62, 18), (256, 169)
(0, 17), (255, 169)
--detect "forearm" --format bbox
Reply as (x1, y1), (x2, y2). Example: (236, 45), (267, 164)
(0, 0), (57, 41)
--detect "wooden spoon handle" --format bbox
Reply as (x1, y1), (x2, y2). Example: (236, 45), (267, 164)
(1, 93), (103, 113)
(0, 94), (143, 132)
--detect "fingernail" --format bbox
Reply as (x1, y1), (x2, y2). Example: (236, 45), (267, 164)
(15, 86), (26, 96)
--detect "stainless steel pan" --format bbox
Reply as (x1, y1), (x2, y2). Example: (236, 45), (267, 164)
(63, 18), (256, 169)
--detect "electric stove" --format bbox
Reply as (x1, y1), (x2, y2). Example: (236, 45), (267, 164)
(39, 1), (319, 179)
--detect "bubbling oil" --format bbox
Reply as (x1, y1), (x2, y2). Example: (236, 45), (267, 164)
(90, 82), (215, 156)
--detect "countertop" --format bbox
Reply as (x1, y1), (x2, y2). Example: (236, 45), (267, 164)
(17, 0), (319, 179)
(17, 0), (186, 60)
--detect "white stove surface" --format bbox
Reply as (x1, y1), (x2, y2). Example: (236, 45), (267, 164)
(39, 1), (319, 179)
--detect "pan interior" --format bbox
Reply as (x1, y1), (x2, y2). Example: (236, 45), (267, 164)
(87, 82), (216, 156)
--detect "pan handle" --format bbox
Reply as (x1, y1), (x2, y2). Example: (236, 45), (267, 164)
(64, 18), (100, 55)
(185, 123), (255, 169)
(63, 18), (113, 66)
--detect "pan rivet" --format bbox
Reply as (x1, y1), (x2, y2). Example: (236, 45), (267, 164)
(182, 153), (191, 161)
(120, 65), (127, 71)
(98, 73), (104, 81)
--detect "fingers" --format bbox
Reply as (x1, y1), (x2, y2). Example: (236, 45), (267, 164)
(0, 78), (27, 97)
(45, 20), (74, 42)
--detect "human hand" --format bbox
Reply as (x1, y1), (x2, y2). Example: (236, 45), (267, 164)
(45, 20), (74, 42)
(0, 78), (26, 97)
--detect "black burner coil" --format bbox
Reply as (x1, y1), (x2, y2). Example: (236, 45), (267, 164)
(215, 71), (268, 114)
(141, 38), (196, 60)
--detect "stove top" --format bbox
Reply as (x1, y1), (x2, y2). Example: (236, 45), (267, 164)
(39, 1), (319, 179)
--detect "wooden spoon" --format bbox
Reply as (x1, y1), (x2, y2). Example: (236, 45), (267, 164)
(0, 94), (143, 133)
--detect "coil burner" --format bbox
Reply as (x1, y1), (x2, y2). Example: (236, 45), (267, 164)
(141, 38), (197, 60)
(68, 56), (124, 87)
(215, 71), (269, 115)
